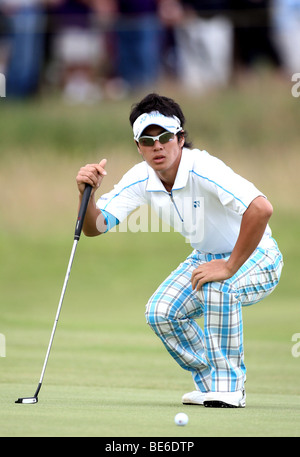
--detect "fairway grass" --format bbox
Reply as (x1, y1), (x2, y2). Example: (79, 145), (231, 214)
(1, 229), (300, 437)
(2, 384), (300, 437)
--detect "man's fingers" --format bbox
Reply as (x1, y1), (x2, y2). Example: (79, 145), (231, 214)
(191, 269), (205, 290)
(78, 161), (107, 184)
(76, 160), (108, 195)
(191, 259), (230, 291)
(99, 158), (107, 170)
(79, 168), (98, 185)
(96, 159), (107, 177)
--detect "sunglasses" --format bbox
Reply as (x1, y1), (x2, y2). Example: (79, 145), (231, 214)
(138, 131), (176, 147)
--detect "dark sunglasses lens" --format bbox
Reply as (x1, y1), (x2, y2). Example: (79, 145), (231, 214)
(139, 137), (154, 147)
(159, 132), (174, 144)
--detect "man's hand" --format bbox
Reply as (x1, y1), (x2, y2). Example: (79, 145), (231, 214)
(191, 196), (273, 291)
(75, 159), (107, 237)
(76, 159), (107, 195)
(191, 259), (234, 291)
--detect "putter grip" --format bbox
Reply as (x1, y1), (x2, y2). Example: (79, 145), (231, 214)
(74, 184), (92, 240)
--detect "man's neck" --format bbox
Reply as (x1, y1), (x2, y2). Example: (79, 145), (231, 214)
(160, 178), (173, 193)
(156, 149), (182, 193)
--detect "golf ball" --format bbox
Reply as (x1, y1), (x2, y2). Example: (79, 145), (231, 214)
(174, 412), (189, 426)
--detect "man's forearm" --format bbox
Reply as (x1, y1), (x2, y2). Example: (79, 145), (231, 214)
(227, 196), (273, 275)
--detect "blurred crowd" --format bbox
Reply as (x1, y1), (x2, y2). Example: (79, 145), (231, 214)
(0, 0), (299, 102)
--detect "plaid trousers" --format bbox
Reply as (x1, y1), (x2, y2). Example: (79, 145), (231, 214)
(145, 239), (283, 392)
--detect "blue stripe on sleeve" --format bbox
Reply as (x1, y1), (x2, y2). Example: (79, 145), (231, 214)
(101, 210), (120, 233)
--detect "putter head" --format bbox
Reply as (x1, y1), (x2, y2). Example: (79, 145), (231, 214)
(15, 397), (38, 404)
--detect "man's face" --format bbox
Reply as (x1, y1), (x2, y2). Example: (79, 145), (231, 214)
(136, 124), (184, 181)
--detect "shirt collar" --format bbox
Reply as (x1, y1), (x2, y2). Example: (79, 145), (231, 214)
(146, 148), (192, 192)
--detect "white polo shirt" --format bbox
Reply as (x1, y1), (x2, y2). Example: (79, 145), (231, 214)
(96, 148), (272, 254)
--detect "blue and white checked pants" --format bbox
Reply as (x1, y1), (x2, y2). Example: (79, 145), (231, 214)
(145, 239), (283, 392)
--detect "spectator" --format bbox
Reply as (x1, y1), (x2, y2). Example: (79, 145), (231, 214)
(0, 8), (10, 75)
(102, 0), (164, 93)
(48, 0), (103, 104)
(0, 0), (47, 98)
(271, 0), (300, 76)
(156, 0), (185, 84)
(229, 0), (282, 75)
(174, 0), (233, 92)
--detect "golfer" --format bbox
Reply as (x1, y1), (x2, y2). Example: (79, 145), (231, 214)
(76, 93), (283, 408)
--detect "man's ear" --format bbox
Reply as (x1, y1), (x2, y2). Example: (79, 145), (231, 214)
(178, 131), (185, 147)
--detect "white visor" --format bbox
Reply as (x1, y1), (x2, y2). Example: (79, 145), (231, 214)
(133, 111), (182, 141)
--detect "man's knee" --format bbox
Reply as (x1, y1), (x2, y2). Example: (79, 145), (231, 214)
(146, 299), (167, 325)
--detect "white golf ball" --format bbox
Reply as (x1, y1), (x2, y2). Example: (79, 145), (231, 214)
(174, 412), (189, 426)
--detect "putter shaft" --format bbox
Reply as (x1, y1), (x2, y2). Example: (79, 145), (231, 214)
(16, 185), (92, 404)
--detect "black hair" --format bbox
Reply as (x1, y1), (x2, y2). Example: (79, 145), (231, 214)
(129, 93), (193, 148)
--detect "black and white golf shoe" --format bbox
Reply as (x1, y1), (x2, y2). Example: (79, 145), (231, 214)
(204, 389), (246, 408)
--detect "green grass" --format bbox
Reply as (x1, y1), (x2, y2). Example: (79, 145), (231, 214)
(1, 226), (299, 437)
(1, 74), (300, 437)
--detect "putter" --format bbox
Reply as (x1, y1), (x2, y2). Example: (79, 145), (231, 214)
(15, 184), (92, 404)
